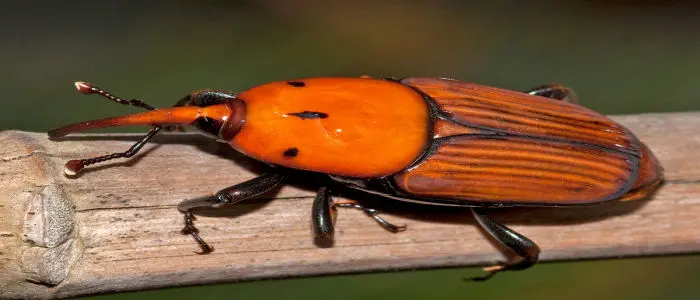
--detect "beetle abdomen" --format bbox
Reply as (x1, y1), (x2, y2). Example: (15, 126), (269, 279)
(394, 135), (638, 205)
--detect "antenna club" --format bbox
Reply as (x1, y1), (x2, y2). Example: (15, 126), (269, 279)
(64, 160), (85, 176)
(74, 81), (94, 94)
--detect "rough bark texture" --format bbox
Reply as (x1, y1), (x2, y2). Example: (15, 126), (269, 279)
(1, 112), (699, 299)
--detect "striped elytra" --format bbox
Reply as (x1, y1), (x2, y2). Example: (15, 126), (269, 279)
(392, 78), (661, 205)
(393, 134), (637, 204)
(402, 78), (639, 155)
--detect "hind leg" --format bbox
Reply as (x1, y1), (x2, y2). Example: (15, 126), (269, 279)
(526, 83), (578, 103)
(468, 208), (540, 281)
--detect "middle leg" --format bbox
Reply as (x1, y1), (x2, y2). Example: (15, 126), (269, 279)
(312, 187), (406, 241)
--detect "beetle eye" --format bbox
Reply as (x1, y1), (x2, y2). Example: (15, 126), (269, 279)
(193, 116), (226, 139)
(178, 91), (238, 139)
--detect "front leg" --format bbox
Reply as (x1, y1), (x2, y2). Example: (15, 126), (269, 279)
(178, 173), (285, 253)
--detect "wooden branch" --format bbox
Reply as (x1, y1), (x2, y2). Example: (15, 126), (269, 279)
(2, 112), (700, 299)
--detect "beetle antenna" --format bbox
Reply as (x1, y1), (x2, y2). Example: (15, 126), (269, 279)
(74, 81), (156, 111)
(52, 82), (202, 175)
(62, 126), (162, 176)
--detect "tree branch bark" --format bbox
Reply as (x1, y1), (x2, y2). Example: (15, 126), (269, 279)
(1, 112), (699, 299)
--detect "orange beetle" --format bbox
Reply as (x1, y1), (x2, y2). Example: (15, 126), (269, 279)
(49, 77), (663, 280)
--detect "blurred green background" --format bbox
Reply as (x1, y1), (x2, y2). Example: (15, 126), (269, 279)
(3, 1), (700, 299)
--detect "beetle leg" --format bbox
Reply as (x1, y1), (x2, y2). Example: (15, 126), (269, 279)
(63, 126), (162, 175)
(177, 173), (285, 254)
(468, 208), (540, 282)
(334, 199), (407, 233)
(311, 189), (406, 240)
(311, 186), (336, 240)
(526, 84), (578, 104)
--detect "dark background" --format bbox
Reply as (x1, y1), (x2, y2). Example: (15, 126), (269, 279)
(3, 1), (699, 299)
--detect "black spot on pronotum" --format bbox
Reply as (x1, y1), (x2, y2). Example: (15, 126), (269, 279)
(287, 111), (329, 119)
(287, 81), (306, 87)
(283, 147), (299, 157)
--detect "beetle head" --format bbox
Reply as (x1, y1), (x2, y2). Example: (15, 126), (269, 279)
(48, 84), (246, 142)
(177, 90), (246, 141)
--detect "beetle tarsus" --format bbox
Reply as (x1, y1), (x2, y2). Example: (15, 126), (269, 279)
(465, 269), (498, 282)
(364, 208), (407, 233)
(466, 257), (540, 281)
(181, 210), (213, 254)
(335, 202), (407, 233)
